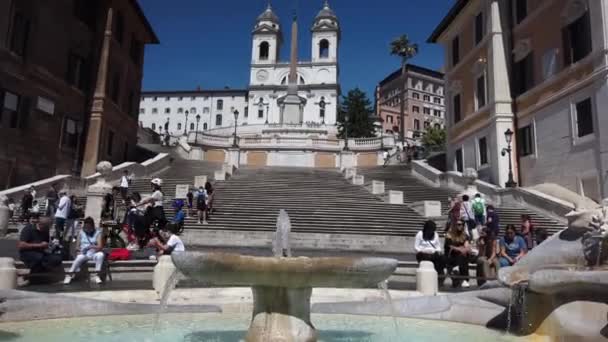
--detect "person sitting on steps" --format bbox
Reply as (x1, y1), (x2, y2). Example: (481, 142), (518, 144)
(18, 217), (63, 279)
(64, 217), (106, 285)
(414, 220), (445, 286)
(445, 219), (472, 288)
(474, 227), (500, 286)
(148, 223), (185, 256)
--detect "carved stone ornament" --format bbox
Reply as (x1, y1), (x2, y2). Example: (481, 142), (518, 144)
(562, 0), (589, 26)
(513, 39), (532, 62)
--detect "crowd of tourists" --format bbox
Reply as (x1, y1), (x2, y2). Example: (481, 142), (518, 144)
(7, 171), (206, 286)
(414, 193), (548, 288)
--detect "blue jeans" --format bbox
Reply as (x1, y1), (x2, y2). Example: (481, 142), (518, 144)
(475, 214), (485, 225)
(499, 257), (514, 268)
(54, 217), (66, 239)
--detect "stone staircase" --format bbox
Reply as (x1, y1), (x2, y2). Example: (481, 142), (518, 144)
(357, 166), (565, 235)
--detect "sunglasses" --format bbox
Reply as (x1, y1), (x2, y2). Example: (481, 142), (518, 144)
(456, 223), (464, 226)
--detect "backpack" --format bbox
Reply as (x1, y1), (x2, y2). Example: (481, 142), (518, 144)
(196, 192), (206, 206)
(472, 199), (485, 216)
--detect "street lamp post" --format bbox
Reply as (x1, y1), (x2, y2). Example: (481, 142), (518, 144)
(265, 103), (269, 124)
(184, 110), (189, 135)
(501, 128), (518, 188)
(233, 110), (239, 147)
(343, 114), (350, 151)
(72, 122), (84, 174)
(195, 114), (201, 145)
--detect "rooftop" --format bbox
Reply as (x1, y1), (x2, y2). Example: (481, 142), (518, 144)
(427, 0), (469, 43)
(379, 64), (444, 87)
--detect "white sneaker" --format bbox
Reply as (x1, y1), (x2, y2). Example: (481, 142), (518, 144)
(203, 221), (209, 225)
(93, 275), (103, 284)
(126, 242), (140, 251)
(461, 280), (470, 288)
(63, 275), (73, 285)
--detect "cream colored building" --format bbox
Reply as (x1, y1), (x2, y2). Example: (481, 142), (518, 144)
(429, 0), (608, 201)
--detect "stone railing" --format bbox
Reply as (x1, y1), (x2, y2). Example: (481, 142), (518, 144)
(188, 132), (395, 152)
(201, 123), (337, 137)
(0, 175), (80, 201)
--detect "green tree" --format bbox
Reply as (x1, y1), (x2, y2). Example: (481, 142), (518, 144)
(337, 88), (375, 139)
(421, 125), (447, 152)
(389, 34), (419, 143)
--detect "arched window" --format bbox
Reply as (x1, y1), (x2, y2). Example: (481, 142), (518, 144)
(217, 99), (223, 110)
(215, 114), (222, 126)
(434, 123), (441, 129)
(259, 41), (270, 60)
(177, 123), (182, 130)
(190, 107), (196, 114)
(190, 123), (195, 130)
(151, 123), (156, 130)
(203, 123), (208, 130)
(319, 39), (330, 58)
(178, 108), (184, 113)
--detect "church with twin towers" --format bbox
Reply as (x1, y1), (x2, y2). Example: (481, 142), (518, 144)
(248, 1), (340, 128)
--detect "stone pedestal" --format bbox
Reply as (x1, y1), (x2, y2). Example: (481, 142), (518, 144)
(388, 190), (404, 204)
(372, 180), (385, 195)
(85, 161), (113, 225)
(194, 175), (208, 188)
(353, 175), (364, 186)
(0, 196), (9, 237)
(413, 201), (442, 217)
(247, 286), (316, 342)
(227, 148), (240, 168)
(340, 151), (356, 170)
(214, 170), (226, 181)
(416, 261), (438, 296)
(344, 168), (356, 180)
(0, 258), (17, 289)
(153, 255), (177, 298)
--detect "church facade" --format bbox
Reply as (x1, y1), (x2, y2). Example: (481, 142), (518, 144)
(246, 2), (340, 130)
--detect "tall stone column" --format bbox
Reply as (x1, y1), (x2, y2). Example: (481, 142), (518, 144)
(81, 7), (114, 177)
(487, 0), (516, 187)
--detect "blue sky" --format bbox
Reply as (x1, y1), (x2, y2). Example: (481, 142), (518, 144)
(139, 0), (452, 98)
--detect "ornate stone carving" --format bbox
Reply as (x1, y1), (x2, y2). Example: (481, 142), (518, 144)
(562, 0), (589, 25)
(512, 39), (532, 62)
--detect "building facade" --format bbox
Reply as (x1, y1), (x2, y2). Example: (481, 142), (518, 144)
(246, 2), (340, 128)
(0, 0), (158, 188)
(375, 64), (445, 141)
(138, 90), (249, 136)
(429, 0), (608, 201)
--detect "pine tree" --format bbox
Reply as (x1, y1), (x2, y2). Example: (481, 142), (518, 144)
(337, 88), (375, 139)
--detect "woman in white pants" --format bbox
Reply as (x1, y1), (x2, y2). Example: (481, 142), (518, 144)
(64, 217), (105, 285)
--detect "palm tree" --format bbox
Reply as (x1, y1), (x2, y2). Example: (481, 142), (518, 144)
(390, 34), (419, 144)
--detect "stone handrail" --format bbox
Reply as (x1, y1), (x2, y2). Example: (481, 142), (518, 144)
(0, 175), (77, 201)
(188, 132), (393, 152)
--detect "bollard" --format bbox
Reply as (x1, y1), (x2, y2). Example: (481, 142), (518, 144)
(353, 175), (364, 186)
(0, 258), (17, 289)
(214, 170), (226, 181)
(416, 261), (438, 296)
(372, 180), (385, 195)
(388, 190), (403, 204)
(344, 168), (356, 180)
(153, 255), (177, 298)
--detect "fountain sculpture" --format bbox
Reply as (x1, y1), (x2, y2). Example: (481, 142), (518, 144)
(172, 210), (398, 342)
(490, 199), (608, 338)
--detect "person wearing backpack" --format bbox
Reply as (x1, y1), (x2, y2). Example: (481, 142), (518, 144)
(196, 186), (208, 225)
(472, 193), (486, 226)
(459, 194), (476, 235)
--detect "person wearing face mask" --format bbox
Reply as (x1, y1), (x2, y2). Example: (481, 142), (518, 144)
(63, 217), (105, 285)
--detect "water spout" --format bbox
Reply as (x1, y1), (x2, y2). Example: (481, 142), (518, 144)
(378, 280), (400, 338)
(154, 269), (180, 334)
(273, 209), (292, 257)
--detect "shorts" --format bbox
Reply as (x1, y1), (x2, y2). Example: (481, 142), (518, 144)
(196, 202), (206, 211)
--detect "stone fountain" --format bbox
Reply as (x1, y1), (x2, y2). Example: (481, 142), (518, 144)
(171, 210), (398, 342)
(488, 199), (608, 338)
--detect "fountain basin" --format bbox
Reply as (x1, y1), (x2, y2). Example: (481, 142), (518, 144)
(171, 252), (399, 341)
(171, 252), (399, 288)
(0, 313), (533, 341)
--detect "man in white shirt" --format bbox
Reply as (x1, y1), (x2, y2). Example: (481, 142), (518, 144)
(54, 191), (71, 240)
(150, 223), (185, 255)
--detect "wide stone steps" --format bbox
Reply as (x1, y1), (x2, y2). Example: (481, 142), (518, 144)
(358, 166), (564, 234)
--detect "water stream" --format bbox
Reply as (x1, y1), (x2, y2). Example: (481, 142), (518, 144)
(154, 269), (180, 334)
(506, 282), (528, 335)
(377, 280), (400, 338)
(273, 209), (292, 257)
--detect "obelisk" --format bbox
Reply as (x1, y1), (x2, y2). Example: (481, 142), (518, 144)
(281, 13), (305, 124)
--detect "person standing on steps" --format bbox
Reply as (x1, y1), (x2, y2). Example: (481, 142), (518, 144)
(119, 170), (131, 200)
(205, 181), (215, 215)
(186, 189), (194, 217)
(459, 195), (475, 236)
(485, 205), (500, 239)
(20, 190), (33, 223)
(196, 186), (208, 225)
(471, 193), (486, 226)
(45, 183), (59, 218)
(54, 191), (71, 240)
(414, 220), (445, 286)
(138, 178), (167, 232)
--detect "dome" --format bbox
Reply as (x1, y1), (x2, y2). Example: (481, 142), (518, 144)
(257, 4), (279, 23)
(315, 0), (337, 21)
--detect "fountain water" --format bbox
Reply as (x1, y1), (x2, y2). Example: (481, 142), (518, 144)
(154, 269), (180, 333)
(171, 209), (399, 342)
(377, 280), (400, 338)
